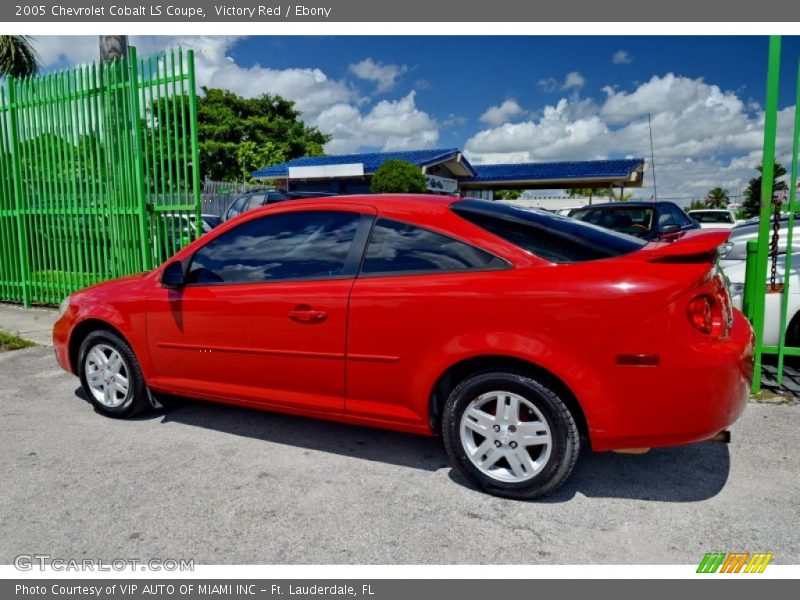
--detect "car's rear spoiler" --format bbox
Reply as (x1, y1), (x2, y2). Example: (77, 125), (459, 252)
(642, 230), (731, 263)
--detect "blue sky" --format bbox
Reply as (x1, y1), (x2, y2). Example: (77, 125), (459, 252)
(230, 36), (800, 143)
(36, 35), (800, 202)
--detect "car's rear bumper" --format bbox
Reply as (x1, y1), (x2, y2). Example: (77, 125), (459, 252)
(586, 310), (753, 451)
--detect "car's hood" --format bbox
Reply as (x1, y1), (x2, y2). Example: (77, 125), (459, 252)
(72, 271), (152, 297)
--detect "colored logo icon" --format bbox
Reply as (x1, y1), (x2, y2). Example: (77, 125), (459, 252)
(697, 552), (773, 573)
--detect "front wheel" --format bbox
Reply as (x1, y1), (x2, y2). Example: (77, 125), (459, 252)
(442, 371), (580, 499)
(78, 330), (151, 418)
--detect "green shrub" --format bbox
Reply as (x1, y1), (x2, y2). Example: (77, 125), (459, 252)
(369, 159), (428, 194)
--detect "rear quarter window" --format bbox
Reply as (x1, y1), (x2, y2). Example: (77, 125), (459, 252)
(453, 199), (647, 263)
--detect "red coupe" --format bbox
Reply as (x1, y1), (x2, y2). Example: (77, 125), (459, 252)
(53, 195), (753, 498)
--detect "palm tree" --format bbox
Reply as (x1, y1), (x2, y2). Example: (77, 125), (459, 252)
(705, 187), (730, 209)
(565, 187), (632, 201)
(0, 36), (39, 78)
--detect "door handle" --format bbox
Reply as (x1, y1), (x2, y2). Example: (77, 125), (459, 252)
(288, 305), (327, 324)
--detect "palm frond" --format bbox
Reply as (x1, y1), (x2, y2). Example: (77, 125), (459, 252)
(0, 35), (40, 79)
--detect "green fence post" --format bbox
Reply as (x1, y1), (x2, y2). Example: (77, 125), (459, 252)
(6, 77), (32, 307)
(743, 239), (759, 322)
(127, 46), (152, 271)
(186, 49), (203, 239)
(751, 35), (782, 393)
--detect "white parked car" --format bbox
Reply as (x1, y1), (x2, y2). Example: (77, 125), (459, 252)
(723, 255), (800, 347)
(688, 209), (740, 229)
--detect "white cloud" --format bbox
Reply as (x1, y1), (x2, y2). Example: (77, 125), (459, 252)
(443, 113), (467, 127)
(612, 50), (632, 65)
(31, 36), (438, 157)
(562, 71), (586, 91)
(537, 77), (559, 93)
(479, 99), (524, 126)
(539, 72), (585, 93)
(317, 91), (439, 153)
(34, 35), (99, 65)
(466, 73), (797, 202)
(349, 58), (408, 93)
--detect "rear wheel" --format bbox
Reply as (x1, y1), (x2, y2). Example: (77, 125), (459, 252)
(78, 330), (150, 418)
(442, 371), (580, 499)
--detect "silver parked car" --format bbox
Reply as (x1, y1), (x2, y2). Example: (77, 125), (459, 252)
(719, 215), (800, 267)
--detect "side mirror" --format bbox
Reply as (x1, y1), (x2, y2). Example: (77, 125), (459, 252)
(161, 261), (186, 288)
(659, 224), (682, 240)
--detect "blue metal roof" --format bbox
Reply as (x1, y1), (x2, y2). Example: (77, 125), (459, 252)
(252, 148), (476, 179)
(469, 158), (645, 183)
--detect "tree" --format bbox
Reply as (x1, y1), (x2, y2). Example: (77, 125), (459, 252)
(369, 160), (427, 194)
(566, 187), (608, 199)
(688, 199), (706, 210)
(705, 187), (730, 209)
(198, 87), (330, 181)
(742, 161), (787, 219)
(565, 187), (632, 201)
(494, 190), (522, 200)
(0, 36), (39, 78)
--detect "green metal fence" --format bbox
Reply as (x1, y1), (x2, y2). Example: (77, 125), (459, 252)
(742, 35), (800, 391)
(0, 47), (200, 307)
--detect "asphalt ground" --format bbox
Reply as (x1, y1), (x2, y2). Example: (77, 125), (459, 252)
(1, 345), (798, 564)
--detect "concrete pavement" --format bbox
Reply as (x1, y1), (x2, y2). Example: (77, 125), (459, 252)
(1, 345), (798, 564)
(0, 303), (57, 346)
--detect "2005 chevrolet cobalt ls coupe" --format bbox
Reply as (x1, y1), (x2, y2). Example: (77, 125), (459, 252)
(54, 195), (753, 498)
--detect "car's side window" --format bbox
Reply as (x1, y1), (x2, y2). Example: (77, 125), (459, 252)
(186, 210), (362, 285)
(658, 207), (677, 228)
(668, 204), (692, 227)
(361, 218), (506, 276)
(244, 194), (267, 212)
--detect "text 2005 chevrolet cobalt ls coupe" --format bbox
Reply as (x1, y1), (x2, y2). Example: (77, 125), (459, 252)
(54, 195), (753, 498)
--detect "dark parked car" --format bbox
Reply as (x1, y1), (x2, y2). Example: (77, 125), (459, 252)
(223, 190), (339, 222)
(570, 201), (700, 241)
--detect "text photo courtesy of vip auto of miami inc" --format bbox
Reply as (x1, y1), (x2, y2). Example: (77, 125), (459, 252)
(0, 31), (798, 583)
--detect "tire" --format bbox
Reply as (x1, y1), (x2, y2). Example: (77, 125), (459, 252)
(787, 312), (800, 349)
(442, 370), (580, 499)
(77, 329), (151, 418)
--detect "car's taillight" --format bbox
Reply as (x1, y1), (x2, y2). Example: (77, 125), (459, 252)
(688, 295), (715, 334)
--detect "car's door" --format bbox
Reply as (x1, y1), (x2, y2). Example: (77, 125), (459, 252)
(146, 205), (374, 412)
(345, 217), (508, 425)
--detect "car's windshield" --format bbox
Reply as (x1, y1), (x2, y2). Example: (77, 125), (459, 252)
(225, 195), (250, 220)
(690, 211), (733, 224)
(570, 206), (655, 237)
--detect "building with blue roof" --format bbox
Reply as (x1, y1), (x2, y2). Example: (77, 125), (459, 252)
(252, 148), (646, 201)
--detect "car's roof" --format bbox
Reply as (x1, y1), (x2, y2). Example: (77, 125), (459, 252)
(688, 209), (731, 213)
(254, 193), (458, 213)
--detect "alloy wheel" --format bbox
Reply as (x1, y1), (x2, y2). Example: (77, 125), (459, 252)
(459, 391), (552, 483)
(84, 343), (131, 408)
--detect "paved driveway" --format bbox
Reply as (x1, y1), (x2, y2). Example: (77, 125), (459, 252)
(1, 346), (798, 564)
